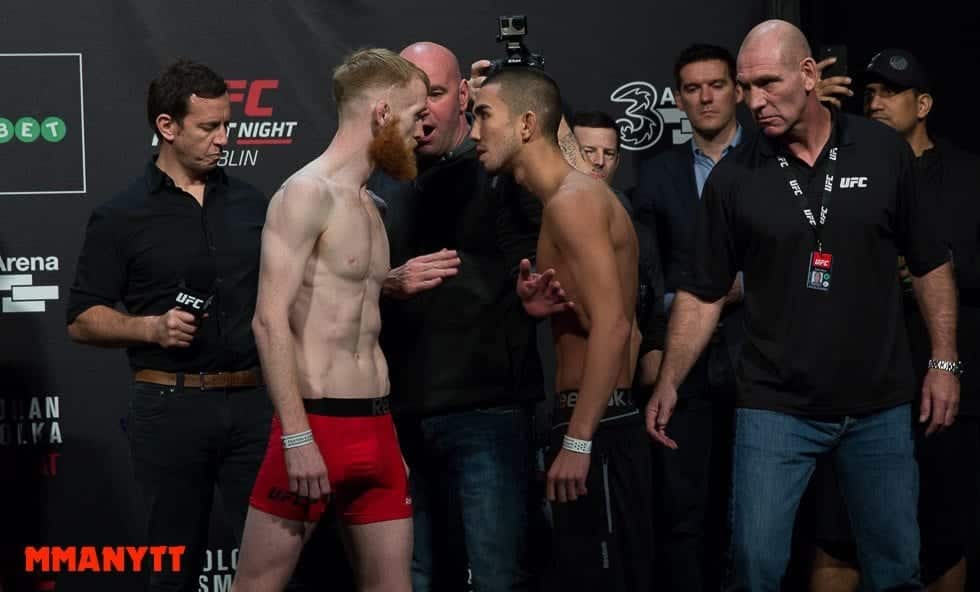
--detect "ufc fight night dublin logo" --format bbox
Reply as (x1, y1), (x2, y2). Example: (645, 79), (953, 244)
(150, 79), (298, 168)
(609, 81), (690, 151)
(0, 255), (60, 313)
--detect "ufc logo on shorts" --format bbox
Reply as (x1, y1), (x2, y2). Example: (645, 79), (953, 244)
(839, 176), (868, 189)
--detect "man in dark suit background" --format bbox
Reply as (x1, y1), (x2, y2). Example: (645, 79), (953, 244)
(630, 43), (745, 592)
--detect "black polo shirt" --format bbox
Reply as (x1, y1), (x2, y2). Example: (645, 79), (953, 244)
(684, 111), (948, 416)
(67, 159), (268, 373)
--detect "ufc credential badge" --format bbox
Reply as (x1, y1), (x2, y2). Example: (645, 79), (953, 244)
(807, 251), (833, 292)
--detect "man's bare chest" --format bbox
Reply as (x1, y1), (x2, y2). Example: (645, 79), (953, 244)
(318, 196), (390, 282)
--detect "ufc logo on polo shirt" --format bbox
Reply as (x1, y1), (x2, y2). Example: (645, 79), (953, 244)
(839, 176), (869, 189)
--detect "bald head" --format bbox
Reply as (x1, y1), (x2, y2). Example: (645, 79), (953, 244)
(736, 20), (822, 139)
(400, 42), (462, 83)
(399, 41), (469, 158)
(740, 19), (811, 68)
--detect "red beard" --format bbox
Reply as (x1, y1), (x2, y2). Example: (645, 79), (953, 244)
(369, 116), (417, 181)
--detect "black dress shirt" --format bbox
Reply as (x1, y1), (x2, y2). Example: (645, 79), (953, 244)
(67, 159), (268, 372)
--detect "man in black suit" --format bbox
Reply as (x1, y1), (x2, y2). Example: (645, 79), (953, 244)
(631, 43), (745, 592)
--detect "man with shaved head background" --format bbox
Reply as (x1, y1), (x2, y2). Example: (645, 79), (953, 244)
(646, 20), (959, 590)
(369, 42), (557, 591)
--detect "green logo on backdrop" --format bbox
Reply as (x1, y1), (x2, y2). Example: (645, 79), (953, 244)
(15, 117), (40, 142)
(41, 117), (67, 142)
(0, 118), (12, 143)
(0, 116), (67, 143)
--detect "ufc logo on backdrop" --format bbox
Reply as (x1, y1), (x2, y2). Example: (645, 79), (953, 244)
(148, 77), (296, 167)
(840, 177), (869, 189)
(226, 80), (278, 117)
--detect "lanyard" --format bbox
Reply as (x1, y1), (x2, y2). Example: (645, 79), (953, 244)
(775, 146), (838, 252)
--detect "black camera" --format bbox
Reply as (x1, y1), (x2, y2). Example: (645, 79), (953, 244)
(489, 15), (545, 73)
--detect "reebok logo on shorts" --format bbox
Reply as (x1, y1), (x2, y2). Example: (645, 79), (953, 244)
(265, 487), (315, 507)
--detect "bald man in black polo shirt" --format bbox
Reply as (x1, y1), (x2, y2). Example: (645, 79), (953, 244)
(646, 21), (958, 590)
(67, 60), (271, 592)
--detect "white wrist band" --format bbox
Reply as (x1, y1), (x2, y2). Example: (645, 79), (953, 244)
(562, 435), (592, 454)
(281, 429), (314, 449)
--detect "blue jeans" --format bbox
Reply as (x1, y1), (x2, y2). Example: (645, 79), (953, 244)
(399, 404), (532, 592)
(728, 405), (921, 592)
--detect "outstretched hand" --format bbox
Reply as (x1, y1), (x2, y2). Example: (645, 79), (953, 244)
(384, 249), (461, 299)
(516, 258), (574, 317)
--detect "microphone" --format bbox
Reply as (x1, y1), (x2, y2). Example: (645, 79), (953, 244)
(174, 260), (216, 321)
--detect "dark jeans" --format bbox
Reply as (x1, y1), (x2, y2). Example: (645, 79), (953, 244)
(964, 417), (980, 592)
(650, 384), (734, 592)
(126, 381), (272, 592)
(399, 404), (533, 592)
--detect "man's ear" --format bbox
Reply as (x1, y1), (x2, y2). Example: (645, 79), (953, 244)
(156, 114), (179, 142)
(801, 57), (819, 93)
(458, 78), (470, 114)
(917, 92), (934, 121)
(373, 100), (391, 129)
(519, 111), (537, 143)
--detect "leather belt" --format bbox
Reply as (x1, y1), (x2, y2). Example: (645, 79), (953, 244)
(134, 368), (263, 391)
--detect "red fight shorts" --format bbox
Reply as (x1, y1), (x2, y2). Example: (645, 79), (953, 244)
(249, 395), (411, 525)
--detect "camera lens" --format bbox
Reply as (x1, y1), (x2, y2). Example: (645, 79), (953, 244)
(513, 17), (525, 31)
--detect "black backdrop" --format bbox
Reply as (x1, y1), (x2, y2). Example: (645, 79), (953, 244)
(5, 1), (980, 590)
(802, 0), (980, 151)
(0, 2), (766, 590)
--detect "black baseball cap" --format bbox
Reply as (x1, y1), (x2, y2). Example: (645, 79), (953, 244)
(863, 48), (932, 93)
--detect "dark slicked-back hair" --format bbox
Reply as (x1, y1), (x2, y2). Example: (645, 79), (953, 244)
(673, 44), (737, 89)
(483, 67), (562, 143)
(147, 59), (227, 139)
(571, 110), (620, 137)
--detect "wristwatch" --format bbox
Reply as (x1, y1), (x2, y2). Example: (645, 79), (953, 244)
(927, 359), (964, 378)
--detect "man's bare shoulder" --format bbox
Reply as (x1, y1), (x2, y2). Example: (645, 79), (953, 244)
(275, 162), (338, 201)
(264, 167), (343, 236)
(544, 171), (614, 223)
(271, 161), (357, 214)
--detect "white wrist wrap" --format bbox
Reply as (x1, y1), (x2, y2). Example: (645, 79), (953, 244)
(562, 434), (592, 454)
(281, 429), (314, 449)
